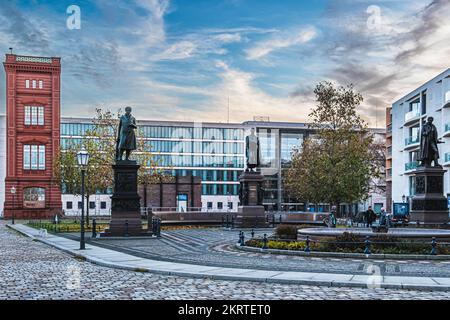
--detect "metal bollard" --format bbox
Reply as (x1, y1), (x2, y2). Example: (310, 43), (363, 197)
(240, 232), (245, 246)
(238, 231), (242, 243)
(364, 236), (371, 255)
(125, 220), (129, 237)
(262, 234), (268, 250)
(272, 215), (275, 227)
(279, 215), (282, 224)
(92, 219), (97, 238)
(304, 236), (311, 253)
(431, 237), (437, 256)
(157, 219), (161, 237)
(251, 229), (255, 239)
(226, 215), (229, 228)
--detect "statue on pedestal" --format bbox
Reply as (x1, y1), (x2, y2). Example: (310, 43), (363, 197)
(419, 117), (443, 167)
(246, 128), (260, 172)
(116, 106), (137, 161)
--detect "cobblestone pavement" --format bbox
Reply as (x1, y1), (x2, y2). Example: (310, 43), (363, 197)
(65, 228), (450, 278)
(3, 224), (450, 299)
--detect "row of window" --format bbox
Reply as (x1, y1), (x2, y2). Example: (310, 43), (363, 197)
(23, 145), (45, 170)
(25, 79), (44, 89)
(202, 184), (239, 196)
(204, 202), (234, 210)
(152, 154), (244, 168)
(166, 169), (241, 182)
(146, 140), (244, 155)
(61, 123), (244, 141)
(65, 201), (107, 210)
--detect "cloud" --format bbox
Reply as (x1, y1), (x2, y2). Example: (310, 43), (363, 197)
(246, 26), (317, 60)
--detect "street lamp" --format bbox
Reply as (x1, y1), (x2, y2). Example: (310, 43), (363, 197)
(77, 147), (89, 250)
(10, 186), (16, 225)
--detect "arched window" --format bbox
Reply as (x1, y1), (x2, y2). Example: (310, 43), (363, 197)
(23, 187), (45, 208)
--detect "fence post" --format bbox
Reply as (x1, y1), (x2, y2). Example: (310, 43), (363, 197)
(92, 219), (97, 238)
(304, 236), (311, 253)
(431, 237), (437, 256)
(364, 236), (371, 255)
(262, 234), (268, 250)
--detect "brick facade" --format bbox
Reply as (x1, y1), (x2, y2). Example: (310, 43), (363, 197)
(3, 54), (62, 219)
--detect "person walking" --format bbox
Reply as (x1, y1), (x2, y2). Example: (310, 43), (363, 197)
(365, 206), (375, 228)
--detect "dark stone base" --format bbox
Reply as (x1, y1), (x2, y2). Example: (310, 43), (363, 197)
(410, 165), (449, 224)
(409, 211), (449, 224)
(235, 206), (268, 228)
(101, 211), (153, 237)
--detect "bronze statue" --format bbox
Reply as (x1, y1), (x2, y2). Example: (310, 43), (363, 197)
(246, 128), (260, 171)
(116, 107), (137, 161)
(419, 117), (443, 167)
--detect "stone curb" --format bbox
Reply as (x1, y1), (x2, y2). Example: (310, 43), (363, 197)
(235, 243), (450, 260)
(7, 224), (450, 292)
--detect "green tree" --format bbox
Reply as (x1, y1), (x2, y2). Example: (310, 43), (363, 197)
(285, 82), (378, 217)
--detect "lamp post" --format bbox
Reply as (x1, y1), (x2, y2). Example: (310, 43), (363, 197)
(77, 147), (89, 250)
(10, 186), (16, 225)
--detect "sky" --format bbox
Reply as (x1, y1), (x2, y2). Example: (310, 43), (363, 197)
(0, 0), (449, 127)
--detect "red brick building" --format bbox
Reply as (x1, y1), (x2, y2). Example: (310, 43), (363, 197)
(3, 54), (62, 219)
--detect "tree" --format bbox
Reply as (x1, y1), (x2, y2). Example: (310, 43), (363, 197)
(285, 82), (378, 217)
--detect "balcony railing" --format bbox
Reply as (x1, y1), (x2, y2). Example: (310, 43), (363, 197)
(387, 124), (392, 133)
(405, 161), (419, 171)
(404, 109), (421, 123)
(405, 136), (419, 146)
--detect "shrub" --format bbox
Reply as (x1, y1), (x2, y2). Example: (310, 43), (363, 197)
(275, 225), (298, 239)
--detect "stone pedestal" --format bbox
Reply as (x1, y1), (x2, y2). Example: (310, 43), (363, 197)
(236, 171), (267, 228)
(101, 160), (151, 237)
(410, 166), (449, 224)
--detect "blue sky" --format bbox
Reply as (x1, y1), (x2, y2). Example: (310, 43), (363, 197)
(1, 0), (449, 127)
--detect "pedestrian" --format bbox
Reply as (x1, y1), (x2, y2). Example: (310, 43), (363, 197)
(379, 207), (389, 227)
(365, 206), (375, 228)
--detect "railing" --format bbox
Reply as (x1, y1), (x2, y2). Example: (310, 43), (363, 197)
(404, 109), (421, 123)
(405, 161), (419, 171)
(405, 136), (419, 146)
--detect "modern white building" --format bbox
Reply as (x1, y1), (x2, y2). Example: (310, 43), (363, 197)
(391, 68), (450, 206)
(0, 115), (6, 217)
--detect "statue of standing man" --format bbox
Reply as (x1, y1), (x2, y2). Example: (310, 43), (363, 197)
(419, 117), (443, 167)
(116, 107), (137, 161)
(246, 128), (260, 172)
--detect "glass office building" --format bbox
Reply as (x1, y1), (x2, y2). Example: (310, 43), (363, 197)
(60, 118), (245, 213)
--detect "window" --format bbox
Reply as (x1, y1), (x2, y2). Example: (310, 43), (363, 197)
(39, 80), (43, 89)
(32, 80), (37, 89)
(23, 145), (45, 170)
(217, 202), (223, 209)
(23, 187), (45, 208)
(207, 202), (213, 209)
(66, 201), (73, 209)
(25, 80), (30, 88)
(100, 201), (107, 209)
(24, 106), (44, 125)
(89, 202), (96, 209)
(228, 202), (233, 210)
(78, 202), (82, 209)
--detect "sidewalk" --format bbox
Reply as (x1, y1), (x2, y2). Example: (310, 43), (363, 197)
(8, 223), (450, 291)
